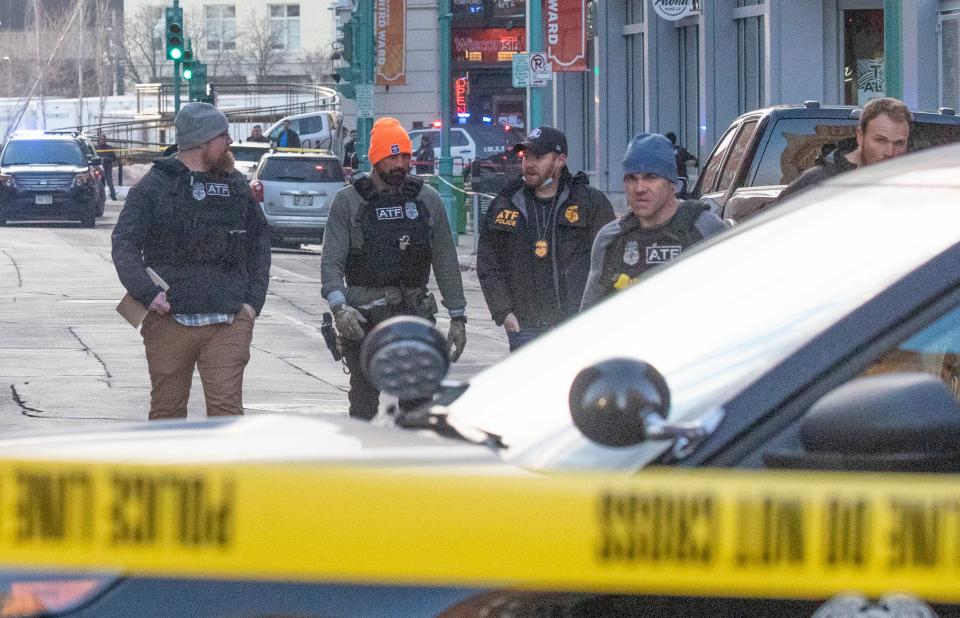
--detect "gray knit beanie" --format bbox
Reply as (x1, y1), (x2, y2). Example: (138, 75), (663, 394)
(175, 102), (229, 151)
(622, 133), (678, 183)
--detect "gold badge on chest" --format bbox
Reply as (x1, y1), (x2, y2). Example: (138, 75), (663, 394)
(534, 239), (549, 258)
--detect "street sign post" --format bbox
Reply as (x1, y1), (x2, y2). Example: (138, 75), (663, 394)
(356, 84), (374, 119)
(512, 52), (530, 88)
(529, 52), (552, 85)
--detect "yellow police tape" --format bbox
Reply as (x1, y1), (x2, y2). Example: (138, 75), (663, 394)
(0, 460), (958, 601)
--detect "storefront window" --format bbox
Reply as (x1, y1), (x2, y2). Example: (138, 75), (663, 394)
(843, 9), (884, 106)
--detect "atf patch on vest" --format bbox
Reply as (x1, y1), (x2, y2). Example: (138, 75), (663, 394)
(192, 183), (206, 201)
(646, 244), (681, 264)
(564, 205), (580, 223)
(404, 201), (419, 219)
(494, 209), (519, 227)
(205, 183), (230, 197)
(376, 206), (404, 220)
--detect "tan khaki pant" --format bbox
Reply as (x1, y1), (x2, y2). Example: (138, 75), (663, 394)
(140, 311), (254, 420)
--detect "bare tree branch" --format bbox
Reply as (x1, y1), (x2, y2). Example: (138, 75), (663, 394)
(236, 14), (288, 82)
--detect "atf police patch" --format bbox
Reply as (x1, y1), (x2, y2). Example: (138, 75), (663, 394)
(376, 206), (403, 220)
(622, 240), (640, 266)
(205, 183), (230, 197)
(404, 201), (419, 219)
(192, 183), (206, 201)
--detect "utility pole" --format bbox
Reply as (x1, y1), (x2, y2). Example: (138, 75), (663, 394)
(526, 0), (542, 130)
(883, 0), (902, 100)
(438, 0), (456, 242)
(354, 1), (374, 172)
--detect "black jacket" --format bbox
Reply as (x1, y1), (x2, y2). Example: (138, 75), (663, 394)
(778, 137), (858, 201)
(477, 169), (614, 328)
(112, 157), (272, 315)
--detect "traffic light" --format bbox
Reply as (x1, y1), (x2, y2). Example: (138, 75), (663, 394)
(188, 62), (208, 101)
(332, 13), (357, 99)
(164, 6), (184, 61)
(332, 65), (357, 99)
(181, 41), (194, 79)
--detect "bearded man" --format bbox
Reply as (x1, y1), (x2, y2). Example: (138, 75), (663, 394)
(477, 126), (614, 351)
(112, 102), (272, 420)
(320, 116), (467, 421)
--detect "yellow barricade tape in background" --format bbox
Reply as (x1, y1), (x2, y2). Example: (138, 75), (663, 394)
(0, 460), (958, 601)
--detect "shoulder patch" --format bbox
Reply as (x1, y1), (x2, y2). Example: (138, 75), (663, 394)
(564, 204), (580, 223)
(494, 209), (520, 227)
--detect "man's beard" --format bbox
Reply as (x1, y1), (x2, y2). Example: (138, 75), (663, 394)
(202, 149), (235, 173)
(376, 163), (409, 186)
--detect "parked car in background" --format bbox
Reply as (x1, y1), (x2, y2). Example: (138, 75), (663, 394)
(408, 124), (523, 175)
(231, 142), (272, 180)
(0, 132), (101, 227)
(265, 111), (343, 151)
(690, 101), (960, 221)
(250, 151), (345, 247)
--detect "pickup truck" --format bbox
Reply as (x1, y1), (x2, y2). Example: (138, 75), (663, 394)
(690, 101), (960, 221)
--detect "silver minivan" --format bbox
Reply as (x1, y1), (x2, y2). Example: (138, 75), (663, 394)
(250, 151), (345, 247)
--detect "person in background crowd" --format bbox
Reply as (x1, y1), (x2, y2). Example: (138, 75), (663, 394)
(320, 116), (467, 421)
(247, 124), (270, 143)
(413, 135), (436, 175)
(581, 133), (727, 310)
(664, 131), (698, 180)
(112, 102), (272, 420)
(477, 126), (614, 352)
(342, 129), (359, 169)
(276, 120), (301, 149)
(96, 133), (118, 201)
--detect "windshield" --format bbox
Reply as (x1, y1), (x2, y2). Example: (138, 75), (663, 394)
(750, 118), (857, 186)
(1, 141), (86, 166)
(260, 158), (344, 182)
(231, 146), (269, 163)
(446, 164), (960, 473)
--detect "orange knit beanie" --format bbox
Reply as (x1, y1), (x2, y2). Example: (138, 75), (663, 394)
(368, 117), (412, 165)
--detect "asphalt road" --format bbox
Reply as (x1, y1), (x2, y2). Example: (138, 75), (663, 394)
(0, 200), (509, 431)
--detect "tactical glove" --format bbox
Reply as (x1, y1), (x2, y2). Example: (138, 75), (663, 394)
(447, 319), (467, 362)
(333, 304), (367, 341)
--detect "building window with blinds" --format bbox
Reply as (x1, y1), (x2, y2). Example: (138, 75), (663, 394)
(941, 13), (960, 111)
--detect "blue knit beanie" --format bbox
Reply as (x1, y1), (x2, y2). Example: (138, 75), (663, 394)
(622, 133), (678, 183)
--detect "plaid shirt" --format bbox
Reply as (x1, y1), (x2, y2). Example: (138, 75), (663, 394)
(173, 313), (235, 327)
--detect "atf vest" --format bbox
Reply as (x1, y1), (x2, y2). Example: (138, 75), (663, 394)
(344, 176), (432, 288)
(598, 202), (708, 296)
(143, 172), (248, 270)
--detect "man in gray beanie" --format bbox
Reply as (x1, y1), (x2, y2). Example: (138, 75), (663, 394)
(580, 133), (727, 310)
(111, 102), (272, 420)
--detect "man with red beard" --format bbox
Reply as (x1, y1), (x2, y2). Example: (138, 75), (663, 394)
(112, 102), (271, 420)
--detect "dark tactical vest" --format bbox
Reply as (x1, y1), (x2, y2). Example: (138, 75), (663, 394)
(144, 174), (248, 270)
(345, 176), (432, 288)
(598, 202), (708, 296)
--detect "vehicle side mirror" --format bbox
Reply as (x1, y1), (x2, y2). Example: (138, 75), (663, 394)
(361, 316), (450, 401)
(569, 359), (671, 447)
(90, 157), (102, 166)
(765, 373), (960, 472)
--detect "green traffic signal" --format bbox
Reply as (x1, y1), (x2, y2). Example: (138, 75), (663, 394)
(165, 7), (184, 61)
(182, 65), (193, 80)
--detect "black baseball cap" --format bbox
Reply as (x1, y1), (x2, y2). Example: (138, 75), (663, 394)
(514, 126), (568, 156)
